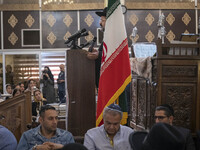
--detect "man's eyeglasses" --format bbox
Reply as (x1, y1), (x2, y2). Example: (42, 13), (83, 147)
(154, 116), (167, 120)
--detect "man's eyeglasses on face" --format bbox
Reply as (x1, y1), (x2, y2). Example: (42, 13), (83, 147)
(154, 116), (167, 120)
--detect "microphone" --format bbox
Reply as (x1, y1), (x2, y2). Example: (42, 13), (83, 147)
(80, 37), (97, 49)
(80, 31), (89, 37)
(80, 40), (93, 49)
(88, 37), (97, 52)
(65, 28), (86, 44)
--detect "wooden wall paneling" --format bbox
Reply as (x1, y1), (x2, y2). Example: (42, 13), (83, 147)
(79, 10), (99, 48)
(0, 12), (1, 49)
(3, 11), (39, 49)
(42, 11), (78, 48)
(156, 39), (200, 133)
(67, 50), (95, 136)
(158, 59), (198, 133)
(137, 79), (147, 129)
(130, 76), (151, 130)
(130, 77), (137, 129)
(0, 91), (32, 142)
(163, 9), (195, 43)
(162, 82), (196, 132)
(197, 61), (200, 131)
(125, 10), (159, 45)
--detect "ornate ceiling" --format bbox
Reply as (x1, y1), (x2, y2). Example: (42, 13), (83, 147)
(0, 0), (197, 10)
(0, 0), (195, 4)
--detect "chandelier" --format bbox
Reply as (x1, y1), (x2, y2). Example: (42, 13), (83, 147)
(43, 0), (74, 5)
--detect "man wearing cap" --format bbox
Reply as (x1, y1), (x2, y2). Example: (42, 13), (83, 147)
(142, 123), (186, 150)
(154, 104), (195, 150)
(87, 7), (107, 88)
(84, 104), (133, 150)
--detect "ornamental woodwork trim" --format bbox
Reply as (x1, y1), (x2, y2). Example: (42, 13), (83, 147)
(0, 2), (198, 11)
(25, 14), (35, 28)
(145, 30), (155, 43)
(137, 79), (147, 128)
(162, 65), (197, 77)
(162, 84), (195, 129)
(145, 13), (154, 26)
(182, 12), (191, 26)
(63, 14), (73, 27)
(84, 14), (94, 27)
(131, 78), (137, 123)
(8, 14), (18, 28)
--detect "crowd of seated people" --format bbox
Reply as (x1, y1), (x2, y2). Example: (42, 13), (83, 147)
(1, 65), (66, 104)
(1, 103), (198, 150)
(0, 65), (67, 118)
(0, 67), (198, 149)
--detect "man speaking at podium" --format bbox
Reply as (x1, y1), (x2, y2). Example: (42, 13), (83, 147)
(87, 7), (107, 88)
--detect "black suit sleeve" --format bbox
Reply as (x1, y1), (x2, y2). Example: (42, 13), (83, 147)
(95, 43), (103, 88)
(175, 126), (196, 150)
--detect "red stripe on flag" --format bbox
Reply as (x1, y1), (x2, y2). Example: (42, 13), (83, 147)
(96, 42), (131, 126)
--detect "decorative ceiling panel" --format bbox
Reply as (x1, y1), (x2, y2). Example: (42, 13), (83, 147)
(0, 0), (194, 4)
(0, 0), (198, 10)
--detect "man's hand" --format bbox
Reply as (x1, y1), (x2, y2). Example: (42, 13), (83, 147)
(57, 80), (64, 83)
(87, 49), (99, 60)
(33, 144), (52, 150)
(43, 142), (64, 150)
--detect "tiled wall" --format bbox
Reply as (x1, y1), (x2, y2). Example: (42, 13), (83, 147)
(1, 9), (197, 49)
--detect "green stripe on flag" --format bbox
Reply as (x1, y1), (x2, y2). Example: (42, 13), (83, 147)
(107, 0), (120, 18)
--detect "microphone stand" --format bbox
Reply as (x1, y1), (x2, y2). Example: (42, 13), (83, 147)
(66, 37), (80, 49)
(65, 32), (89, 49)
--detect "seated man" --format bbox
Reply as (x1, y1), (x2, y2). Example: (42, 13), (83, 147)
(84, 104), (133, 150)
(154, 104), (195, 150)
(0, 125), (17, 150)
(142, 123), (185, 150)
(17, 105), (74, 150)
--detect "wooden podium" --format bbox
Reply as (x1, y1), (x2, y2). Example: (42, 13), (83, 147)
(67, 49), (96, 137)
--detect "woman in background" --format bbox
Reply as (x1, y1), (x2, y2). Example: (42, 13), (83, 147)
(5, 84), (12, 100)
(40, 66), (55, 103)
(25, 79), (36, 102)
(32, 89), (47, 116)
(12, 88), (21, 97)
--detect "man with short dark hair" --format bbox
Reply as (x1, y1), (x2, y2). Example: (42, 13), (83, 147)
(84, 104), (133, 150)
(17, 105), (74, 150)
(154, 104), (195, 150)
(142, 123), (186, 150)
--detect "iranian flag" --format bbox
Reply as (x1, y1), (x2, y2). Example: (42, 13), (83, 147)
(96, 0), (131, 126)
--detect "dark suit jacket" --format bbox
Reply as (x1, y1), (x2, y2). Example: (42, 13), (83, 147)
(95, 43), (103, 88)
(174, 126), (196, 150)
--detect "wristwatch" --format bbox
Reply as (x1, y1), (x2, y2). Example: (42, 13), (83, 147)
(33, 144), (37, 150)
